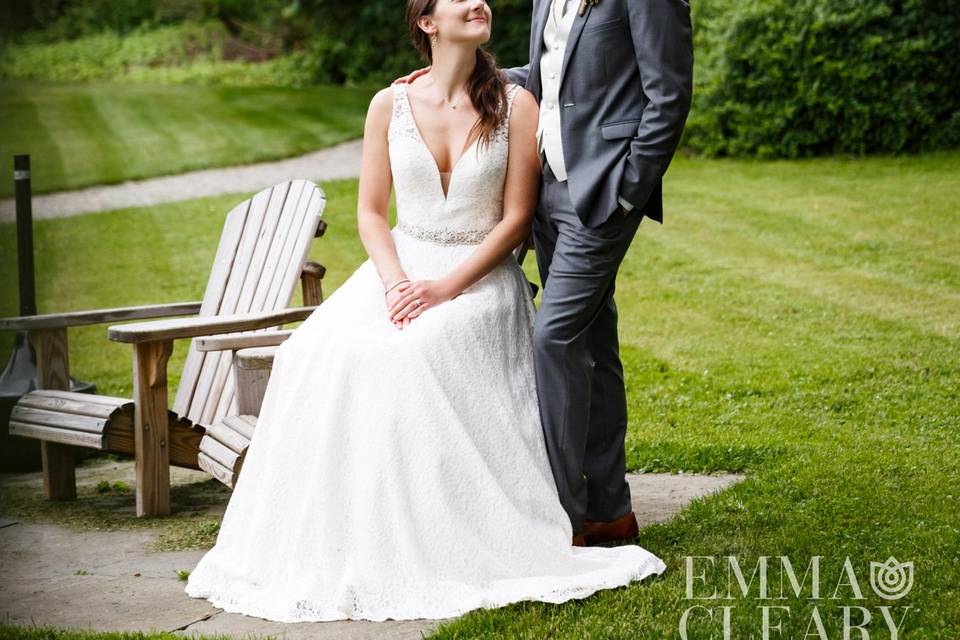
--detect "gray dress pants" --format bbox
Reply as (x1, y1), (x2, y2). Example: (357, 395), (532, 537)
(532, 164), (644, 534)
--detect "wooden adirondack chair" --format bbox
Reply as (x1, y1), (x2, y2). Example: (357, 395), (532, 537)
(0, 179), (328, 517)
(188, 236), (541, 490)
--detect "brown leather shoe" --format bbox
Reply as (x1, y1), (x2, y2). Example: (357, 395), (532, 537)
(581, 511), (640, 547)
(572, 532), (587, 546)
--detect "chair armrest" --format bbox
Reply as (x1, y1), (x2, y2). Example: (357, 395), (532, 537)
(0, 302), (203, 332)
(194, 330), (295, 352)
(107, 306), (317, 344)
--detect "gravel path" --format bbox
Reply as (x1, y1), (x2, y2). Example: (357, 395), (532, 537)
(0, 458), (744, 638)
(0, 139), (363, 224)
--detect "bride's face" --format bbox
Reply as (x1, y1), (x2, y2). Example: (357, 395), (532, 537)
(422, 0), (492, 48)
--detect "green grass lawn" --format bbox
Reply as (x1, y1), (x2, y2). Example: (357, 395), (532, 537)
(1, 151), (958, 638)
(0, 81), (375, 198)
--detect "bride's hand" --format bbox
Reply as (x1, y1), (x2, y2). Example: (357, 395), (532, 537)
(388, 279), (457, 326)
(393, 66), (431, 85)
(385, 285), (411, 329)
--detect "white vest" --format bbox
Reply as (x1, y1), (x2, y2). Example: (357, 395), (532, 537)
(538, 0), (576, 182)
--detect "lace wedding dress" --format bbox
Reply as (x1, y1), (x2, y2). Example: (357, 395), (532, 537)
(183, 82), (666, 622)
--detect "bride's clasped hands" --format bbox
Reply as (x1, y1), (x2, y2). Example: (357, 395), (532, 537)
(385, 277), (458, 328)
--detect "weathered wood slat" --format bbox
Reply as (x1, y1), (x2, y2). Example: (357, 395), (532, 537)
(203, 184), (309, 424)
(252, 180), (309, 313)
(200, 434), (241, 473)
(9, 421), (104, 448)
(264, 185), (315, 311)
(221, 414), (256, 441)
(200, 350), (233, 426)
(31, 389), (132, 406)
(0, 302), (202, 332)
(198, 452), (235, 488)
(240, 181), (301, 314)
(16, 393), (127, 419)
(187, 185), (276, 424)
(204, 421), (251, 454)
(173, 199), (252, 417)
(9, 406), (108, 434)
(203, 182), (303, 425)
(107, 307), (316, 343)
(194, 330), (293, 352)
(268, 187), (324, 311)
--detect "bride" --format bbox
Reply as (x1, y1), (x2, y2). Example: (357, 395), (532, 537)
(184, 0), (666, 623)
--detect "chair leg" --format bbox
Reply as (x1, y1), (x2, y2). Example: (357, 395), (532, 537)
(29, 328), (78, 500)
(131, 340), (173, 517)
(41, 442), (77, 500)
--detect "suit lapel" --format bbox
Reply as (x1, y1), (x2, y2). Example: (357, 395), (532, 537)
(560, 2), (593, 88)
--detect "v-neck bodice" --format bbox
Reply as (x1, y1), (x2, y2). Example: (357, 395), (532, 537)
(388, 82), (521, 245)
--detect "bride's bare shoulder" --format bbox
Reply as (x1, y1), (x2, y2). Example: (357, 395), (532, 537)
(364, 86), (397, 131)
(508, 86), (539, 120)
(369, 86), (396, 113)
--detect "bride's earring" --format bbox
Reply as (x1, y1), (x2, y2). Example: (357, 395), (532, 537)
(431, 32), (439, 48)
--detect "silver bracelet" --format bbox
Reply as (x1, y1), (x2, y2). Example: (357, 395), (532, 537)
(384, 278), (410, 295)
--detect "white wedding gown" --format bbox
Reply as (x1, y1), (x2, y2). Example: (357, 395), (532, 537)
(184, 82), (666, 622)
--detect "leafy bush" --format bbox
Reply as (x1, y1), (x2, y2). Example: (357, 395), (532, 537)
(4, 0), (958, 157)
(0, 21), (231, 82)
(684, 0), (960, 157)
(0, 0), (532, 85)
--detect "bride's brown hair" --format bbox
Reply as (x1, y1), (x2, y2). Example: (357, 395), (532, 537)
(406, 0), (508, 149)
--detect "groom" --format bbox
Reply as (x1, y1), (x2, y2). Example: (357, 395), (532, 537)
(505, 0), (693, 546)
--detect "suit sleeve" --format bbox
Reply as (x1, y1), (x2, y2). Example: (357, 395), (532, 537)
(618, 0), (694, 211)
(504, 64), (531, 87)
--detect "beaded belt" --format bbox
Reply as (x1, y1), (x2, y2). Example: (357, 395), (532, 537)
(397, 220), (491, 245)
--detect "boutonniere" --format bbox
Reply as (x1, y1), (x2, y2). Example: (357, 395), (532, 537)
(577, 0), (601, 16)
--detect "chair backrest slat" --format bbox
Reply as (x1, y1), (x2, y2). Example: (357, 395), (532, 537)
(192, 183), (293, 424)
(184, 185), (275, 421)
(209, 183), (324, 422)
(172, 180), (324, 426)
(172, 197), (252, 417)
(270, 186), (325, 311)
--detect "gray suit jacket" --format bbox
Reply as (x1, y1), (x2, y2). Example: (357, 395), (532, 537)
(506, 0), (693, 227)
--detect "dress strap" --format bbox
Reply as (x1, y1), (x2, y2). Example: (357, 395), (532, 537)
(505, 83), (523, 120)
(388, 83), (418, 143)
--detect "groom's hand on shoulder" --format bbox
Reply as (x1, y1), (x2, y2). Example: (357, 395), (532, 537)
(394, 66), (431, 85)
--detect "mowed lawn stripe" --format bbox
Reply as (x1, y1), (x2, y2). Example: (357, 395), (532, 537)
(0, 81), (375, 197)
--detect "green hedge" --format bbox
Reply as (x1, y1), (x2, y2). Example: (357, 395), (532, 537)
(4, 0), (958, 157)
(0, 21), (232, 82)
(684, 0), (960, 157)
(0, 1), (531, 86)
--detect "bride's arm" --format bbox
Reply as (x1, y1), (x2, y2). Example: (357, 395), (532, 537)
(388, 89), (541, 323)
(357, 88), (410, 325)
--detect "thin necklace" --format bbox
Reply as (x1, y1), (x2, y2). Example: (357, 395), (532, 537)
(441, 89), (468, 110)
